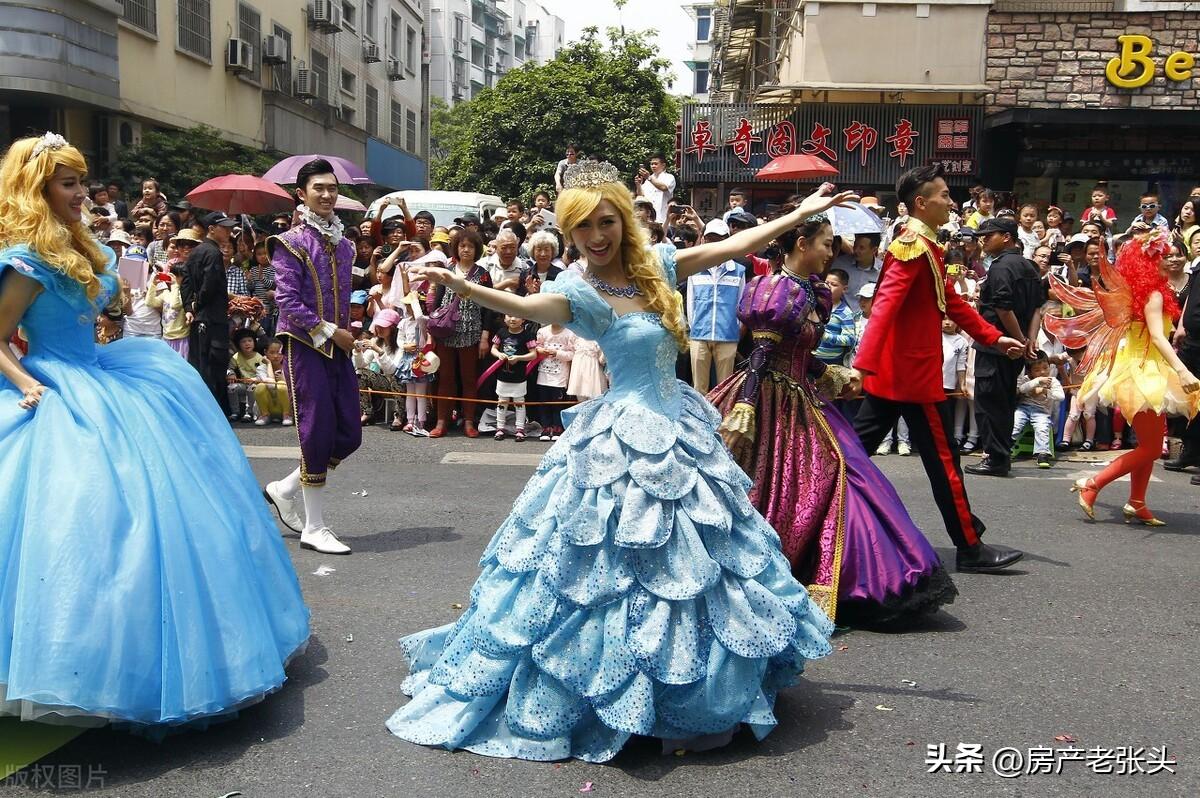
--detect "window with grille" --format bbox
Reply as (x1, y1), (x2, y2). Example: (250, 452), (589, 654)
(341, 1), (357, 32)
(311, 50), (330, 103)
(406, 25), (417, 73)
(390, 101), (404, 147)
(406, 109), (417, 153)
(120, 0), (157, 35)
(237, 3), (261, 83)
(366, 84), (378, 137)
(177, 0), (211, 59)
(271, 23), (292, 93)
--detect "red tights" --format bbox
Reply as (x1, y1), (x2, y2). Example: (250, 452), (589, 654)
(1092, 410), (1163, 506)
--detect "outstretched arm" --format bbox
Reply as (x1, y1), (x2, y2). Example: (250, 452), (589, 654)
(674, 185), (858, 281)
(408, 264), (571, 327)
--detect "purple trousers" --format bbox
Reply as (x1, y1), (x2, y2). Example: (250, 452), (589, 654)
(283, 337), (362, 487)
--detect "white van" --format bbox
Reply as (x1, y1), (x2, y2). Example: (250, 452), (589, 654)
(366, 190), (504, 227)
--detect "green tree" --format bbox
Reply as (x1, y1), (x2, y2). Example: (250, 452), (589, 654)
(431, 26), (680, 202)
(111, 125), (282, 203)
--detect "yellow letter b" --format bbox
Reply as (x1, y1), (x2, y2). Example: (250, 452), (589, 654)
(1106, 34), (1156, 89)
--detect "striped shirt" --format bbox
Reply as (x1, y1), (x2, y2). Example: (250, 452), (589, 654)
(814, 298), (858, 366)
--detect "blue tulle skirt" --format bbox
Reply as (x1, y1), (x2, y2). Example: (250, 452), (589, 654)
(0, 336), (310, 732)
(387, 387), (834, 762)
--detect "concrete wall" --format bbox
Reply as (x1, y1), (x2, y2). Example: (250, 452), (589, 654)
(780, 2), (990, 89)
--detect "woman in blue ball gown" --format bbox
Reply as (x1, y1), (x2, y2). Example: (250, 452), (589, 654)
(391, 163), (856, 762)
(0, 134), (309, 732)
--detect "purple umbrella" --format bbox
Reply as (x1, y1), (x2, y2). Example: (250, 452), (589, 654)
(262, 154), (373, 185)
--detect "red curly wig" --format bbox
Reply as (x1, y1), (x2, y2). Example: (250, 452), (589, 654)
(1115, 233), (1180, 322)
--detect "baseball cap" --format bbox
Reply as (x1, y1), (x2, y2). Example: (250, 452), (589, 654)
(204, 211), (239, 228)
(455, 212), (481, 226)
(857, 282), (877, 299)
(371, 309), (401, 330)
(107, 229), (132, 246)
(171, 199), (193, 212)
(350, 289), (369, 305)
(1066, 233), (1091, 250)
(726, 209), (757, 228)
(703, 218), (730, 238)
(974, 217), (1019, 237)
(430, 230), (451, 244)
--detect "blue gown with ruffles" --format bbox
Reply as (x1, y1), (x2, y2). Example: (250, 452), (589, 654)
(0, 246), (309, 732)
(387, 246), (833, 762)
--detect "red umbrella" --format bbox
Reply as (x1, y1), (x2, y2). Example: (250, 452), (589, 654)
(755, 154), (839, 181)
(186, 174), (294, 215)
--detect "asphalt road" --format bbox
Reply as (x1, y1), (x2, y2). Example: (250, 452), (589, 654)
(15, 425), (1199, 797)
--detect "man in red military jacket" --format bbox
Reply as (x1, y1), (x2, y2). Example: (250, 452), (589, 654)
(853, 164), (1025, 572)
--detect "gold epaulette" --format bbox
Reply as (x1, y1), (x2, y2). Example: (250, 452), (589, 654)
(886, 229), (929, 262)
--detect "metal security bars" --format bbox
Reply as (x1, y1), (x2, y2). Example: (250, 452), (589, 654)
(120, 0), (157, 35)
(177, 0), (211, 59)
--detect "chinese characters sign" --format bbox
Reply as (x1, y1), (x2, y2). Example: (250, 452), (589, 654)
(680, 103), (983, 184)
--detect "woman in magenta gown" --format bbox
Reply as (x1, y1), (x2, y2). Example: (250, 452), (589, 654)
(709, 212), (956, 626)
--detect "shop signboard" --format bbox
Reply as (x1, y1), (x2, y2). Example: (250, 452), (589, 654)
(680, 103), (984, 186)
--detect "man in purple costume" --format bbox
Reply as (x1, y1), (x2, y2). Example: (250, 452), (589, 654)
(262, 159), (360, 555)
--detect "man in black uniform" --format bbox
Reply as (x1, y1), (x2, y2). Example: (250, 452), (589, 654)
(966, 217), (1046, 476)
(181, 212), (238, 416)
(1163, 263), (1200, 484)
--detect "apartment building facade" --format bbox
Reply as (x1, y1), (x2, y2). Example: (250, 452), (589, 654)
(427, 0), (565, 106)
(0, 0), (430, 188)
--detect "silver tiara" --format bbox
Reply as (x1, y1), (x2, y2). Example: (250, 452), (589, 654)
(30, 132), (69, 160)
(563, 161), (622, 190)
(806, 211), (829, 224)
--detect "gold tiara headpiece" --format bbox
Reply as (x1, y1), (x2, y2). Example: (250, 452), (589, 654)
(563, 161), (622, 190)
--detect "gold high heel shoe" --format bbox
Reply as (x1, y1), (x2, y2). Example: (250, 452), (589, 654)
(1123, 501), (1166, 527)
(1070, 478), (1097, 520)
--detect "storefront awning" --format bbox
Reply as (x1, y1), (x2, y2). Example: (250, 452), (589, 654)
(986, 107), (1200, 129)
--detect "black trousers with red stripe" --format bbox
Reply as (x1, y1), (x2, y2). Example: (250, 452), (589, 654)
(853, 393), (985, 550)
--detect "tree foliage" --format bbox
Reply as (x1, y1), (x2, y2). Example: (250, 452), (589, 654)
(110, 125), (282, 202)
(431, 27), (680, 202)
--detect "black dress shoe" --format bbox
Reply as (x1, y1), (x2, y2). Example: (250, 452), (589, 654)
(1162, 456), (1200, 472)
(956, 542), (1024, 573)
(965, 459), (1010, 477)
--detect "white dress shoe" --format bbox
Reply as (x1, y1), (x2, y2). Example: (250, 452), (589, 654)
(263, 481), (304, 534)
(300, 526), (351, 555)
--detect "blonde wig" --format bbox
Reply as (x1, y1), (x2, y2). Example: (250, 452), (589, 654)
(0, 136), (109, 301)
(556, 181), (688, 351)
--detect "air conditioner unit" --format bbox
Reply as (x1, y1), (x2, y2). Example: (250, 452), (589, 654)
(452, 86), (464, 101)
(386, 57), (404, 80)
(363, 41), (381, 62)
(226, 38), (253, 72)
(484, 53), (494, 69)
(497, 20), (508, 36)
(309, 0), (332, 29)
(262, 34), (287, 64)
(328, 2), (344, 32)
(453, 40), (464, 55)
(295, 65), (320, 98)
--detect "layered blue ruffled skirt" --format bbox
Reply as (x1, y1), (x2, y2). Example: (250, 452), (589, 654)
(387, 386), (834, 762)
(0, 337), (310, 732)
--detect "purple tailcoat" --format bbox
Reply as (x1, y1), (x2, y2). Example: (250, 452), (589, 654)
(270, 224), (354, 357)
